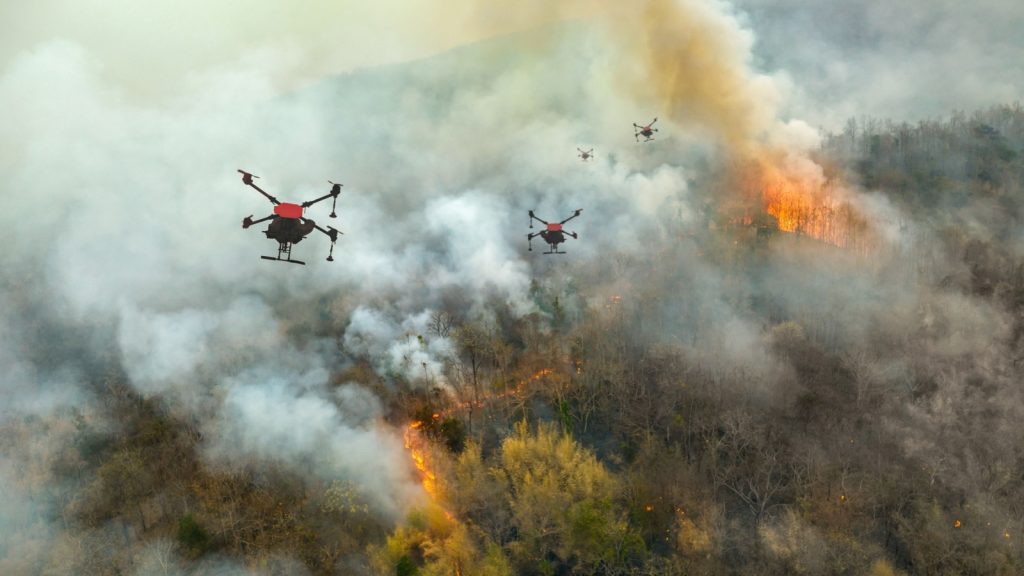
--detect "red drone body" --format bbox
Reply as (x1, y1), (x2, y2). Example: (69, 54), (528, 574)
(274, 203), (304, 219)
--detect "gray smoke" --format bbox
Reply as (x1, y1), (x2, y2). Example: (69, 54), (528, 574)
(0, 23), (699, 564)
(734, 0), (1024, 128)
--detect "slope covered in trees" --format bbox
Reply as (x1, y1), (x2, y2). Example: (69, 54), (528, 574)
(5, 106), (1024, 575)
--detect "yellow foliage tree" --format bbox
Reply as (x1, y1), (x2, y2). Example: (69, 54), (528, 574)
(495, 421), (641, 574)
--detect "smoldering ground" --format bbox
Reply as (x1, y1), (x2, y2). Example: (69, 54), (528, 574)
(1, 0), (1023, 573)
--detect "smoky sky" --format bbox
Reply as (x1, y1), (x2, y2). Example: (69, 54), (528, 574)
(733, 0), (1024, 128)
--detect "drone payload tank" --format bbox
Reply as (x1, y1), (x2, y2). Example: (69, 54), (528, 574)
(274, 203), (303, 219)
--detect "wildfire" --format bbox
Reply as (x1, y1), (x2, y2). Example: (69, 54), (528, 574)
(403, 421), (456, 522)
(530, 368), (554, 381)
(403, 423), (439, 498)
(761, 165), (866, 246)
(401, 367), (556, 518)
(732, 152), (878, 251)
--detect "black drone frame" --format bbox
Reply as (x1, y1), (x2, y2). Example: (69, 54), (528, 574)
(577, 148), (594, 161)
(238, 170), (342, 264)
(528, 209), (582, 254)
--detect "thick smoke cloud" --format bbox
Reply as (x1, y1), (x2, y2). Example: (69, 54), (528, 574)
(734, 0), (1024, 128)
(0, 15), (700, 567)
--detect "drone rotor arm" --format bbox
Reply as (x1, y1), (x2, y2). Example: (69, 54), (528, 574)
(243, 213), (275, 229)
(302, 217), (342, 241)
(248, 182), (280, 205)
(559, 209), (583, 225)
(301, 191), (336, 209)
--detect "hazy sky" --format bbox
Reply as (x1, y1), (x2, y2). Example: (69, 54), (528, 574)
(4, 0), (1021, 126)
(0, 0), (519, 99)
(733, 0), (1024, 126)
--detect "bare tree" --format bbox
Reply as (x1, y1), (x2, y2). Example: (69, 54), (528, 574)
(429, 310), (455, 338)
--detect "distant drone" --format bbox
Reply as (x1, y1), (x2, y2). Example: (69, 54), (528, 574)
(528, 209), (582, 254)
(633, 118), (659, 142)
(577, 148), (594, 162)
(237, 170), (342, 265)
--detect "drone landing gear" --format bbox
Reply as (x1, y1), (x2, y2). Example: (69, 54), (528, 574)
(261, 256), (306, 265)
(262, 242), (306, 265)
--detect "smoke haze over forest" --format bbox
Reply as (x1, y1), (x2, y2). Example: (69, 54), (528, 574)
(2, 1), (1024, 574)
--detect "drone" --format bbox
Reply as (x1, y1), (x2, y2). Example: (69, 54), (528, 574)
(237, 169), (342, 265)
(577, 148), (594, 162)
(633, 118), (659, 142)
(528, 209), (582, 254)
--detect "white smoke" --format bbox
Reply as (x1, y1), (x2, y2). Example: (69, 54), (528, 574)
(0, 25), (697, 532)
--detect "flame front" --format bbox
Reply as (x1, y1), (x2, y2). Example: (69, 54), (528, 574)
(401, 367), (556, 514)
(761, 165), (863, 247)
(733, 154), (878, 252)
(404, 423), (437, 498)
(404, 421), (454, 521)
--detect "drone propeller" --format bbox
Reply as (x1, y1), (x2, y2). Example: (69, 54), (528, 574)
(327, 180), (343, 218)
(326, 225), (341, 261)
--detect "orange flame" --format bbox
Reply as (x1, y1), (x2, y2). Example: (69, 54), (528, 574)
(403, 423), (454, 521)
(761, 165), (865, 246)
(731, 153), (878, 251)
(403, 424), (437, 496)
(401, 367), (556, 518)
(530, 368), (554, 381)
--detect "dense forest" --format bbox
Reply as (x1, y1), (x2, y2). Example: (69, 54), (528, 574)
(3, 104), (1024, 575)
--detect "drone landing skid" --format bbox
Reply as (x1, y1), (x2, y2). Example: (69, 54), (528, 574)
(261, 255), (306, 265)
